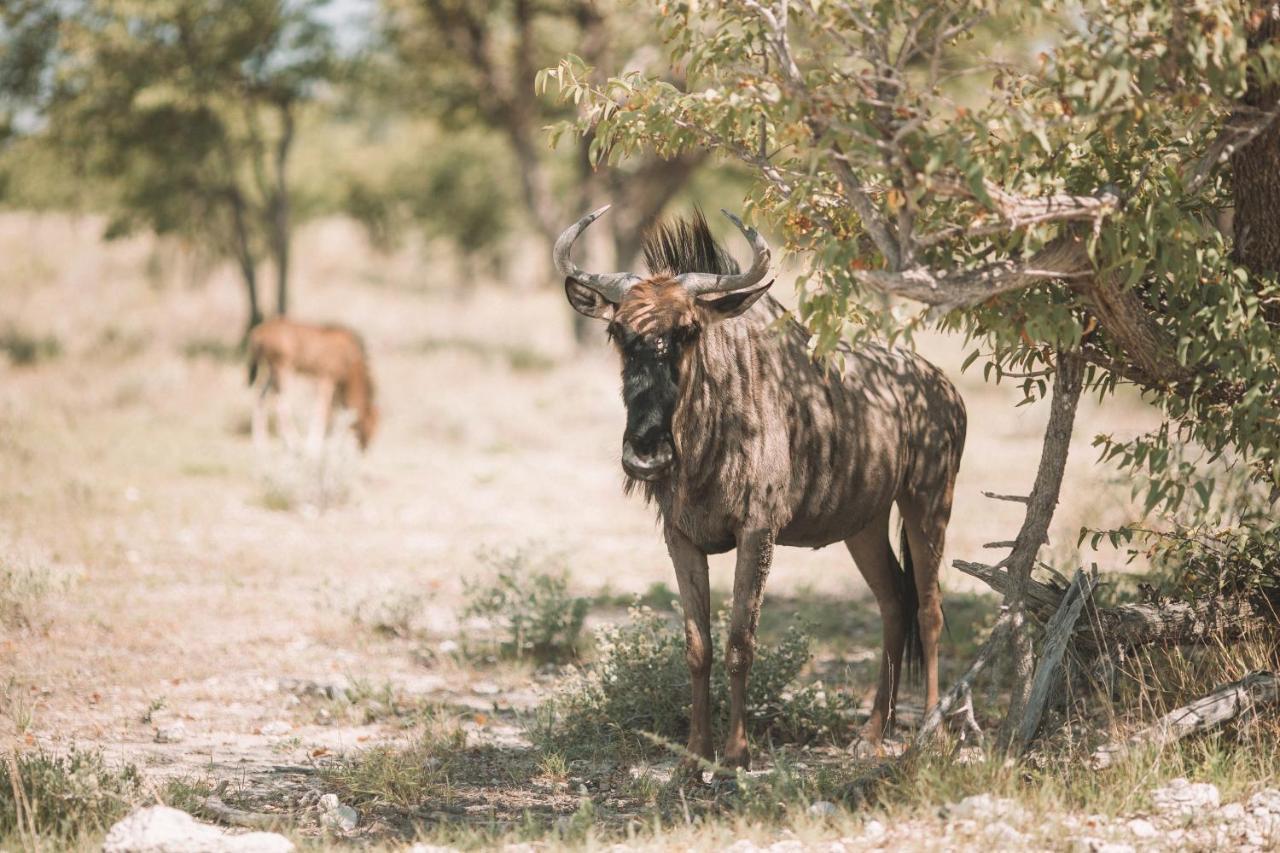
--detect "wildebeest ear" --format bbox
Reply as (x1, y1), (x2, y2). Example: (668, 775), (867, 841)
(565, 277), (615, 320)
(696, 280), (773, 321)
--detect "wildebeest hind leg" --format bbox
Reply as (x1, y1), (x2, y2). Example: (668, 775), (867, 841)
(665, 525), (714, 775)
(723, 528), (775, 770)
(845, 512), (905, 744)
(899, 492), (953, 717)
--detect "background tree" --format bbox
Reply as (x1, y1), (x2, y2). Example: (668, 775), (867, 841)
(546, 0), (1280, 749)
(379, 0), (712, 339)
(6, 0), (340, 338)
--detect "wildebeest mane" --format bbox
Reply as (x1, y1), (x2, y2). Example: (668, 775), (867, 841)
(642, 208), (740, 278)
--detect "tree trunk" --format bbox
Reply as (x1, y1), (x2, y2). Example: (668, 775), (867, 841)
(228, 188), (263, 343)
(271, 101), (295, 317)
(999, 351), (1084, 747)
(1231, 7), (1280, 283)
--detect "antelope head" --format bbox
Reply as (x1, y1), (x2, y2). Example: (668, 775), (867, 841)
(557, 207), (774, 481)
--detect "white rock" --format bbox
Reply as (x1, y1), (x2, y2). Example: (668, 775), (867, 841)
(1152, 778), (1220, 817)
(862, 819), (886, 840)
(949, 793), (1025, 822)
(1219, 803), (1247, 821)
(409, 845), (461, 853)
(1249, 789), (1280, 816)
(102, 805), (294, 853)
(472, 681), (500, 696)
(1127, 818), (1158, 839)
(259, 721), (291, 737)
(808, 800), (838, 817)
(983, 821), (1025, 845)
(437, 639), (460, 654)
(153, 722), (186, 744)
(1071, 840), (1134, 853)
(318, 794), (357, 832)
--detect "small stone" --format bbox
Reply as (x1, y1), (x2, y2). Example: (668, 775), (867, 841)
(862, 819), (886, 840)
(1071, 839), (1134, 853)
(807, 800), (838, 817)
(983, 822), (1025, 845)
(318, 794), (357, 832)
(1127, 818), (1158, 839)
(260, 720), (291, 736)
(1219, 803), (1247, 821)
(438, 639), (460, 654)
(1248, 789), (1280, 816)
(409, 845), (462, 853)
(153, 722), (186, 744)
(1152, 778), (1220, 817)
(949, 793), (1025, 822)
(472, 681), (500, 696)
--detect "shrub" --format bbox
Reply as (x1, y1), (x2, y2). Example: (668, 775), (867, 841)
(534, 607), (854, 761)
(461, 551), (590, 662)
(0, 551), (70, 630)
(0, 748), (143, 843)
(0, 326), (61, 366)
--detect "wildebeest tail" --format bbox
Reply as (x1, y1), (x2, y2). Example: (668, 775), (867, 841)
(896, 525), (924, 682)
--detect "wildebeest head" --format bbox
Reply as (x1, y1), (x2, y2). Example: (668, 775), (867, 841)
(557, 207), (773, 481)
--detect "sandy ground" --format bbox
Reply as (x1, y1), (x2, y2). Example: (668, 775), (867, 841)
(0, 214), (1158, 828)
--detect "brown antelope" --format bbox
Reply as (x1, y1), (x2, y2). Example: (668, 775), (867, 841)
(557, 207), (966, 770)
(247, 318), (379, 452)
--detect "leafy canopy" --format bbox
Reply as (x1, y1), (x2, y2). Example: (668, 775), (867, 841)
(542, 0), (1280, 547)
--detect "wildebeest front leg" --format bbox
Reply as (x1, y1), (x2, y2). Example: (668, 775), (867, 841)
(724, 528), (774, 770)
(665, 525), (713, 773)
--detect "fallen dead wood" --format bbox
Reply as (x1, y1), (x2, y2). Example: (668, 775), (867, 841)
(954, 559), (1268, 651)
(1091, 671), (1280, 769)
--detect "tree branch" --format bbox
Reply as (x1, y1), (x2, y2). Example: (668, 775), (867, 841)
(850, 236), (1090, 308)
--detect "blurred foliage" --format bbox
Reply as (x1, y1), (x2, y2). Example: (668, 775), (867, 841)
(462, 549), (591, 662)
(1, 0), (344, 330)
(545, 0), (1280, 559)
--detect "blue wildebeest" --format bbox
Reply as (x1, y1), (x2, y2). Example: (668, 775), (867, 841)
(557, 207), (966, 769)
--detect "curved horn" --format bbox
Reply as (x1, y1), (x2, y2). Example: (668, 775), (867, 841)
(553, 205), (640, 303)
(676, 210), (773, 295)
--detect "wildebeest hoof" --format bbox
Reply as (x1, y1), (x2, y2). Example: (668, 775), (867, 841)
(851, 737), (884, 761)
(674, 756), (713, 785)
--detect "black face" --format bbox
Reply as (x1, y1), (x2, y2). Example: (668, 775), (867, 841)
(609, 322), (698, 481)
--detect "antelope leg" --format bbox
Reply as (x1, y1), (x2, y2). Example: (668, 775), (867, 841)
(665, 525), (713, 773)
(723, 528), (775, 770)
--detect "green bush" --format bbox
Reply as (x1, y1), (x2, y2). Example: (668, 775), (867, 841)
(0, 748), (143, 842)
(462, 552), (589, 663)
(534, 607), (854, 761)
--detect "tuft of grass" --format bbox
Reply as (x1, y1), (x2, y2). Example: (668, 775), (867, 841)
(324, 711), (467, 809)
(256, 426), (360, 513)
(416, 336), (556, 373)
(462, 550), (590, 663)
(354, 590), (432, 640)
(532, 606), (855, 762)
(181, 336), (241, 363)
(1, 551), (71, 630)
(1, 748), (144, 845)
(0, 326), (61, 367)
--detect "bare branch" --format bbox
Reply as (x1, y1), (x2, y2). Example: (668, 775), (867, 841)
(850, 236), (1090, 308)
(917, 178), (1121, 247)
